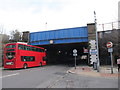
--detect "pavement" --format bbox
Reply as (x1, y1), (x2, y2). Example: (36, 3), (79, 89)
(67, 65), (119, 78)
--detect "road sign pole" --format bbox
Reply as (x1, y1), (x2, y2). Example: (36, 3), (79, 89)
(107, 42), (113, 74)
(110, 51), (113, 74)
(75, 56), (76, 69)
(73, 49), (77, 69)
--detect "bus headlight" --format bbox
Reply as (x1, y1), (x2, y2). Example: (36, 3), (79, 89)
(6, 62), (14, 65)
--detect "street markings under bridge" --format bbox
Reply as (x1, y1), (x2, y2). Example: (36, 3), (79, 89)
(0, 73), (19, 79)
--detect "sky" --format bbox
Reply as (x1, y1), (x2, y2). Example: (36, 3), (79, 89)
(0, 0), (119, 34)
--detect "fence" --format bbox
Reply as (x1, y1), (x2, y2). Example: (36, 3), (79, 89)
(97, 21), (119, 31)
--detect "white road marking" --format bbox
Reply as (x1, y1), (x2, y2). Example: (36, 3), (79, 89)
(0, 73), (19, 79)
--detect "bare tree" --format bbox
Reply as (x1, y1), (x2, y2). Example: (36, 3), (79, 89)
(2, 34), (9, 44)
(0, 25), (3, 34)
(10, 29), (22, 42)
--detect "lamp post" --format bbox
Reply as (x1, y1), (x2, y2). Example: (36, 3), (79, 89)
(94, 11), (100, 72)
(45, 22), (47, 30)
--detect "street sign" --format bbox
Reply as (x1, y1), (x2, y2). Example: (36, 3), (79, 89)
(73, 49), (77, 56)
(90, 49), (97, 55)
(81, 55), (87, 59)
(73, 49), (77, 69)
(89, 40), (96, 45)
(106, 41), (113, 48)
(106, 42), (114, 74)
(83, 48), (88, 53)
(90, 55), (97, 64)
(90, 55), (97, 59)
(73, 54), (77, 56)
(73, 49), (77, 53)
(108, 48), (113, 52)
(89, 40), (96, 49)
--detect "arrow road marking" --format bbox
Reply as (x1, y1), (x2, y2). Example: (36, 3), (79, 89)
(0, 73), (19, 79)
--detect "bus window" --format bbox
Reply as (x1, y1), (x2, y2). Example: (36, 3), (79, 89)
(41, 49), (45, 52)
(6, 52), (15, 60)
(37, 48), (44, 52)
(7, 49), (15, 51)
(30, 56), (35, 61)
(18, 44), (24, 50)
(24, 45), (28, 50)
(6, 45), (16, 48)
(31, 47), (37, 51)
(21, 56), (35, 61)
(37, 48), (41, 52)
(26, 46), (31, 51)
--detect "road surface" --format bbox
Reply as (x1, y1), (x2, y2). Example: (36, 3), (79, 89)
(1, 64), (118, 88)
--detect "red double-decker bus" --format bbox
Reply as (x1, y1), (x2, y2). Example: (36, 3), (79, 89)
(4, 43), (47, 69)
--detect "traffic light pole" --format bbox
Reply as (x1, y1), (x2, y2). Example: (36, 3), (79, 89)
(94, 11), (100, 72)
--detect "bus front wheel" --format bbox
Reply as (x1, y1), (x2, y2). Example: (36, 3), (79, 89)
(23, 64), (27, 69)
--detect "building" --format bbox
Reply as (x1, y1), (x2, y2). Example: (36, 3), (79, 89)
(98, 29), (120, 65)
(118, 1), (120, 29)
(0, 34), (9, 66)
(29, 24), (96, 65)
(0, 34), (3, 66)
(22, 31), (30, 42)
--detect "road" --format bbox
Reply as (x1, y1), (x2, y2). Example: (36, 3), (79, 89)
(1, 64), (118, 88)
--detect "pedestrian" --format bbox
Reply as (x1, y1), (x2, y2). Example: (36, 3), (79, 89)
(117, 58), (120, 71)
